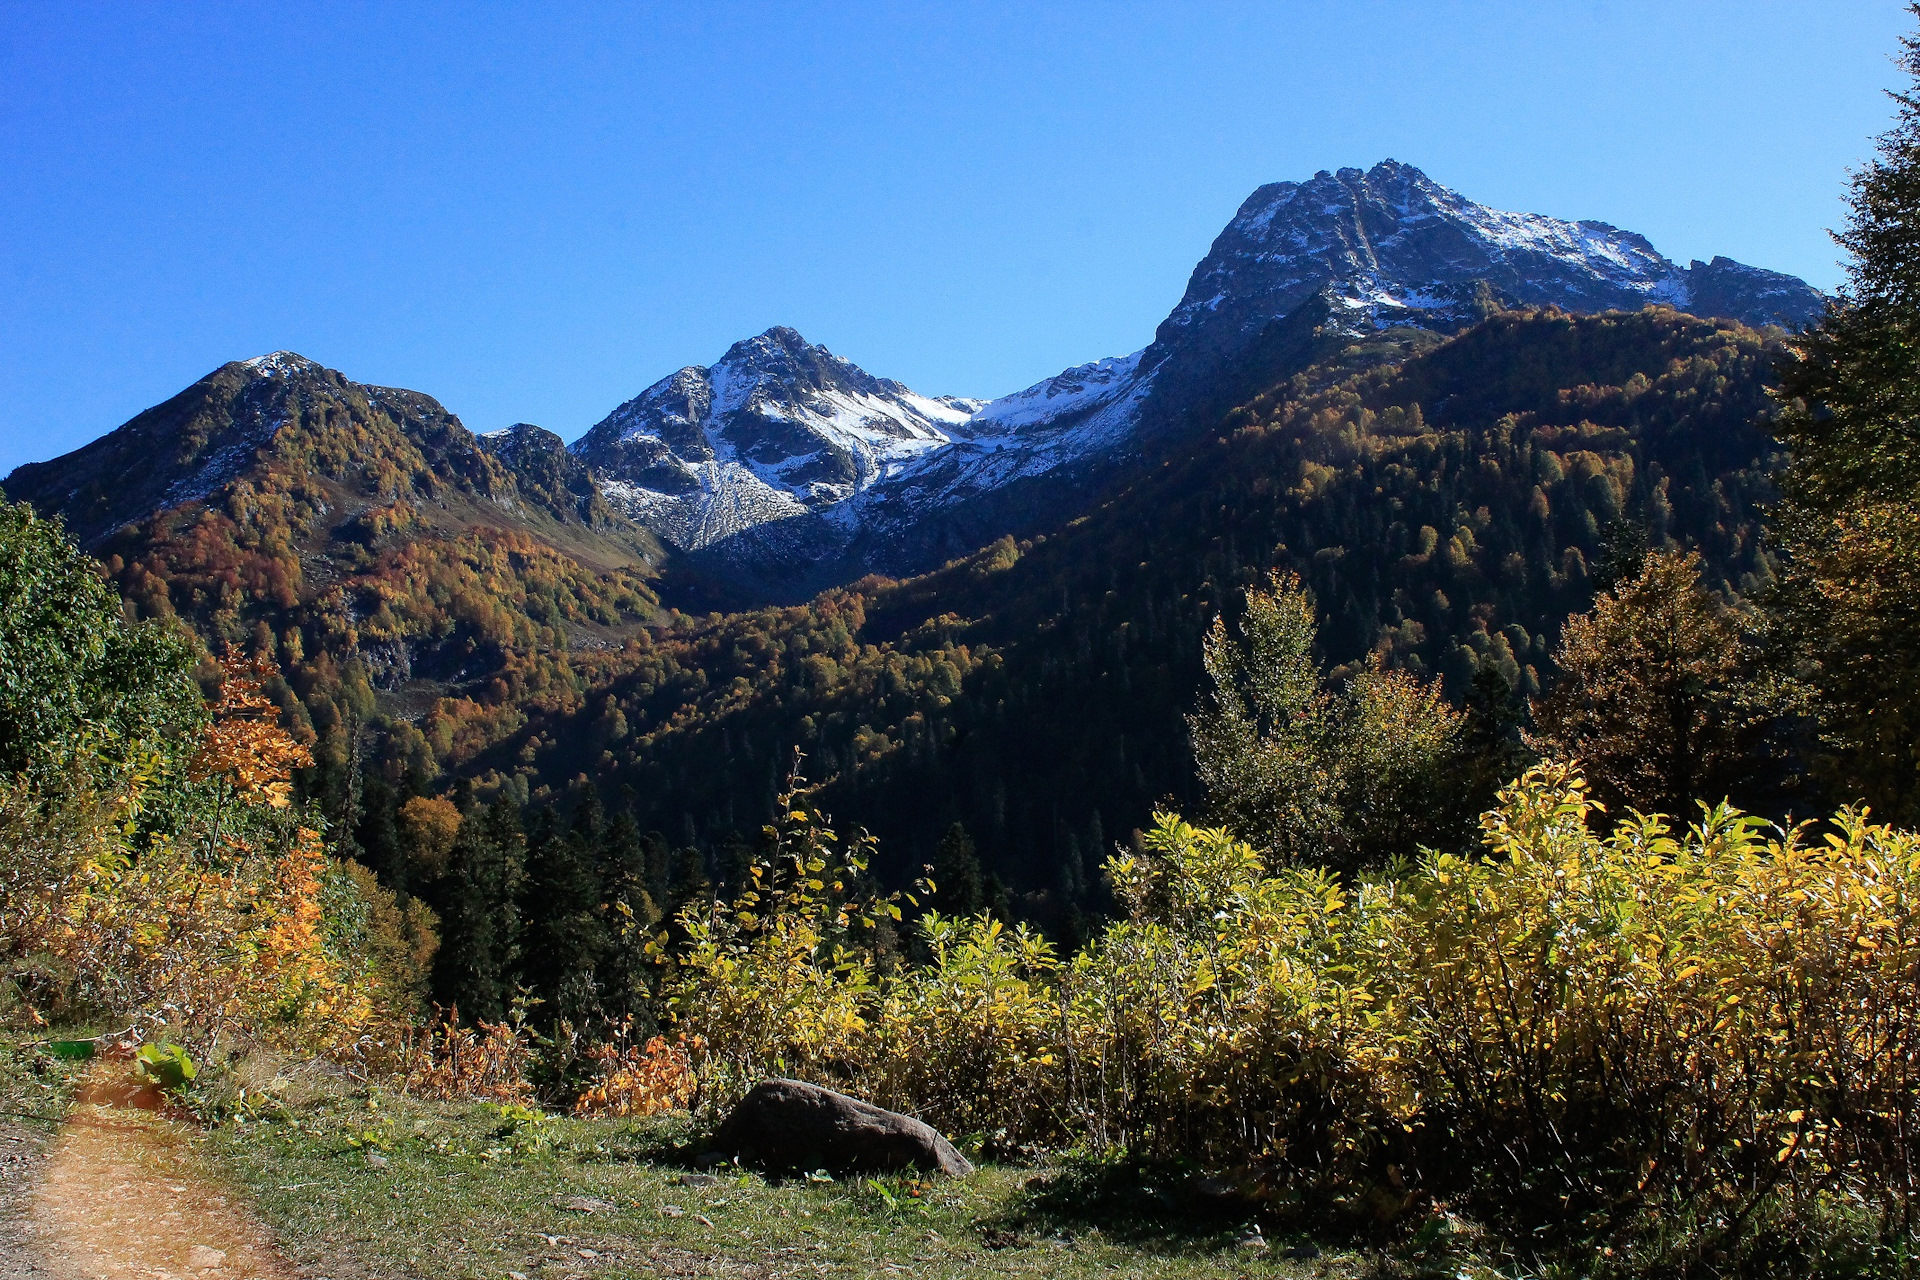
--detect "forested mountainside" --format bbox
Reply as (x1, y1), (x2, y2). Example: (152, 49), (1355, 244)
(0, 305), (1790, 922)
(473, 306), (1789, 917)
(1, 352), (669, 809)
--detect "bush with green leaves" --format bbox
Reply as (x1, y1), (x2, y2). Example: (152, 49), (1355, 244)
(0, 499), (203, 779)
(662, 764), (1920, 1272)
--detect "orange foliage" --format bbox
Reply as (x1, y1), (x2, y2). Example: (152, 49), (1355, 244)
(397, 1008), (536, 1101)
(397, 795), (462, 877)
(573, 1032), (700, 1118)
(190, 659), (313, 810)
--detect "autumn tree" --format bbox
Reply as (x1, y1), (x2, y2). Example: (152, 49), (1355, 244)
(1189, 571), (1466, 871)
(1530, 551), (1798, 817)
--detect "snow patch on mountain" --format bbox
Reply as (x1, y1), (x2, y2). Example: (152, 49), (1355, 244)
(242, 351), (326, 378)
(963, 351), (1146, 434)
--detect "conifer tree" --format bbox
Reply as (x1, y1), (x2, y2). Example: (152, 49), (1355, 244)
(929, 821), (984, 917)
(1773, 6), (1920, 819)
(1190, 572), (1465, 871)
(432, 796), (526, 1023)
(521, 792), (608, 1025)
(355, 778), (408, 898)
(598, 809), (660, 1025)
(1461, 660), (1535, 817)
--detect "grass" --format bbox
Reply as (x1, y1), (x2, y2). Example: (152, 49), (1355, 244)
(4, 1029), (1503, 1278)
(185, 1060), (1395, 1280)
(0, 1034), (92, 1129)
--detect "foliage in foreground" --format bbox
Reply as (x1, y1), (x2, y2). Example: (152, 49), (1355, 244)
(654, 765), (1920, 1273)
(0, 499), (416, 1055)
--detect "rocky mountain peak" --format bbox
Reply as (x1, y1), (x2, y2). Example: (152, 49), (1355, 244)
(240, 350), (330, 379)
(1154, 159), (1817, 359)
(571, 327), (977, 557)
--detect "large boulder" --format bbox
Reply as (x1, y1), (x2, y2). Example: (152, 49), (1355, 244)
(708, 1079), (974, 1177)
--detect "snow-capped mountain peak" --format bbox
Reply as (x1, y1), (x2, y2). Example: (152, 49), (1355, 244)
(573, 327), (990, 554)
(1156, 160), (1816, 353)
(241, 350), (328, 378)
(569, 161), (1821, 598)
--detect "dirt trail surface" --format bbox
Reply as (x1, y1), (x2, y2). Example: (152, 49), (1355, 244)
(14, 1081), (295, 1280)
(0, 1111), (58, 1280)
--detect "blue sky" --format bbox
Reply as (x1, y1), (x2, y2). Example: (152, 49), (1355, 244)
(0, 1), (1910, 475)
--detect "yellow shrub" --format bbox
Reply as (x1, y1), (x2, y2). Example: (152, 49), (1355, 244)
(659, 797), (895, 1100)
(864, 914), (1063, 1146)
(1395, 761), (1920, 1236)
(660, 763), (1920, 1250)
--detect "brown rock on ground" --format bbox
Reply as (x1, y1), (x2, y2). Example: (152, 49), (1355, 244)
(708, 1079), (973, 1177)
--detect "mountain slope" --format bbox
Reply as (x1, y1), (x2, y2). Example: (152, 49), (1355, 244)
(475, 307), (1792, 915)
(3, 352), (670, 799)
(570, 161), (1821, 600)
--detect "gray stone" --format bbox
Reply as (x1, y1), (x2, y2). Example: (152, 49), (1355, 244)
(708, 1079), (973, 1177)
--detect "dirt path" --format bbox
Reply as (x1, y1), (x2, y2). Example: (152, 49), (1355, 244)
(0, 1110), (58, 1280)
(12, 1079), (295, 1280)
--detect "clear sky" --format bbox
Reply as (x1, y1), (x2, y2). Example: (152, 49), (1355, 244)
(0, 1), (1911, 475)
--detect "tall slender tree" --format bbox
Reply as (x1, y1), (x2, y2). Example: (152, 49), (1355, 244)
(433, 795), (526, 1022)
(1773, 5), (1920, 820)
(598, 808), (661, 1025)
(521, 792), (607, 1025)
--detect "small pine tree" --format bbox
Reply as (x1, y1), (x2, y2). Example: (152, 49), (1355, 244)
(928, 822), (984, 917)
(1462, 660), (1535, 815)
(520, 793), (608, 1025)
(598, 809), (661, 1025)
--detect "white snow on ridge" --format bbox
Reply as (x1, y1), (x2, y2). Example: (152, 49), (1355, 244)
(1215, 162), (1703, 327)
(578, 326), (1159, 557)
(242, 351), (323, 376)
(582, 331), (1158, 558)
(965, 351), (1147, 434)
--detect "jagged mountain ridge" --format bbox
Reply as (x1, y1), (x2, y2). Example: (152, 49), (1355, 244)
(569, 327), (1152, 596)
(572, 161), (1823, 597)
(8, 160), (1826, 608)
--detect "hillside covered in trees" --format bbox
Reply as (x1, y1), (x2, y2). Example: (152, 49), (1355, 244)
(478, 306), (1796, 918)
